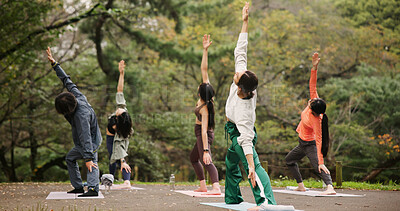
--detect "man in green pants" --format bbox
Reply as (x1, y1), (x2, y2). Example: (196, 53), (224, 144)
(223, 2), (278, 209)
(225, 122), (276, 206)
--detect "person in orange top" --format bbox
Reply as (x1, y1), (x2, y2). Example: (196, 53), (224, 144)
(285, 52), (336, 195)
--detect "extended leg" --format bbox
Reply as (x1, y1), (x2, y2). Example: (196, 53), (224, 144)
(224, 143), (243, 204)
(65, 147), (84, 190)
(285, 143), (307, 191)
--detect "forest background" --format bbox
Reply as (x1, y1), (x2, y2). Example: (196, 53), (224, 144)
(0, 0), (399, 184)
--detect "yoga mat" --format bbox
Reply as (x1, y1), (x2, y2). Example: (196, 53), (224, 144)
(46, 191), (104, 200)
(273, 187), (365, 197)
(99, 184), (144, 190)
(175, 190), (224, 197)
(200, 202), (300, 211)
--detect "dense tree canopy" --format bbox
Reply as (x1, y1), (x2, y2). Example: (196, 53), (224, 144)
(0, 0), (399, 183)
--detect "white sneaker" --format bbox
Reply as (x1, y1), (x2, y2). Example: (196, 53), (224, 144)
(260, 203), (295, 211)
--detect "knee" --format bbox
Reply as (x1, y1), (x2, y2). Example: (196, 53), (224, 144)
(286, 160), (296, 167)
(285, 155), (295, 166)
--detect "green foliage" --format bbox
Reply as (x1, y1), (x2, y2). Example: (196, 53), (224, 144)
(335, 0), (400, 32)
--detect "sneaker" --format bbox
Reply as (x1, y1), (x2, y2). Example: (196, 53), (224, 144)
(260, 203), (295, 211)
(78, 188), (98, 197)
(67, 188), (84, 194)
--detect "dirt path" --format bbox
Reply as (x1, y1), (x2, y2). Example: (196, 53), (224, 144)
(0, 183), (399, 210)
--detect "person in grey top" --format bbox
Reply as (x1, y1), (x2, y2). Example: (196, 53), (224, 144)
(46, 47), (102, 197)
(106, 60), (133, 189)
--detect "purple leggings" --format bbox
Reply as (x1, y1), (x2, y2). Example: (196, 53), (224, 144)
(106, 135), (131, 181)
(190, 124), (219, 183)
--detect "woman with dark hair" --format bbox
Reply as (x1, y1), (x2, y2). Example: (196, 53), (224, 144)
(189, 34), (221, 194)
(285, 52), (336, 195)
(106, 60), (134, 189)
(224, 2), (281, 210)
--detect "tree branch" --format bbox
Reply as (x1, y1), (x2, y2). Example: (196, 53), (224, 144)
(0, 3), (103, 61)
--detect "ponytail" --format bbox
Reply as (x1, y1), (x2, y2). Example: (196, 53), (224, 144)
(198, 83), (215, 129)
(206, 99), (215, 129)
(321, 113), (329, 157)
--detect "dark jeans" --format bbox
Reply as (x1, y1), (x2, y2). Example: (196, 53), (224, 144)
(66, 147), (99, 192)
(190, 124), (219, 183)
(106, 135), (131, 181)
(285, 137), (332, 185)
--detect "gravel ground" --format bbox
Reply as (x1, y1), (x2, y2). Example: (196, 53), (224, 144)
(0, 183), (399, 211)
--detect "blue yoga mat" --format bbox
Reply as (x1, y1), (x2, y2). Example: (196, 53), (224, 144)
(200, 202), (301, 211)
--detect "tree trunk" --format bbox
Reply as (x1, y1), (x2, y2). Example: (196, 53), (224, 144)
(361, 155), (400, 182)
(28, 99), (38, 176)
(9, 119), (17, 181)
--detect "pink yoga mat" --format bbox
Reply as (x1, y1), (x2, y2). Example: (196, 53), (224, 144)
(175, 190), (224, 197)
(273, 187), (365, 197)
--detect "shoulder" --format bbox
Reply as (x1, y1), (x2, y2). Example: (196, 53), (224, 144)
(199, 105), (209, 115)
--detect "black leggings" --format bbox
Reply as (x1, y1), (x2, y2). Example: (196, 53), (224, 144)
(285, 137), (332, 185)
(189, 124), (219, 183)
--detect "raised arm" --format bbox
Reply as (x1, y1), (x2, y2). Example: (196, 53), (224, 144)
(234, 2), (249, 73)
(117, 60), (125, 93)
(241, 2), (249, 33)
(46, 47), (82, 97)
(309, 52), (320, 99)
(201, 34), (212, 83)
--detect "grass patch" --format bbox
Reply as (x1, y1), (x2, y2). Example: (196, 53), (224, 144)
(128, 178), (399, 191)
(2, 179), (398, 191)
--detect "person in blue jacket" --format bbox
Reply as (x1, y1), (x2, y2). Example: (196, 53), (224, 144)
(46, 47), (102, 197)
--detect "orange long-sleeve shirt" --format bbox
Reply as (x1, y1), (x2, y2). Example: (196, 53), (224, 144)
(296, 68), (324, 165)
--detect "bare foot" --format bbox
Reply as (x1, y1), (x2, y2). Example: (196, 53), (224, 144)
(247, 206), (261, 211)
(201, 189), (221, 195)
(112, 181), (131, 190)
(193, 188), (207, 192)
(321, 185), (336, 195)
(320, 189), (336, 195)
(294, 187), (307, 192)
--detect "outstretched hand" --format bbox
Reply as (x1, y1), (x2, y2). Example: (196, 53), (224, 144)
(46, 47), (55, 64)
(121, 162), (131, 173)
(312, 52), (320, 69)
(248, 167), (256, 188)
(242, 2), (249, 22)
(318, 164), (330, 174)
(85, 161), (98, 172)
(203, 34), (212, 50)
(119, 60), (125, 74)
(203, 151), (212, 165)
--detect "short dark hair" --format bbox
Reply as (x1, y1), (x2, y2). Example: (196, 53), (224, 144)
(237, 70), (258, 99)
(55, 92), (77, 115)
(116, 111), (133, 139)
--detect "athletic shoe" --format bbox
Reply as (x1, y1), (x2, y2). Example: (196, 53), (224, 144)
(77, 188), (98, 197)
(67, 188), (84, 194)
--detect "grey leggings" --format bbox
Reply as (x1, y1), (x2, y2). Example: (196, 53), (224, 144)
(285, 138), (332, 185)
(190, 124), (219, 183)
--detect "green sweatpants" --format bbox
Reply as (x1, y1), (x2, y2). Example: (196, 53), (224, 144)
(224, 121), (276, 206)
